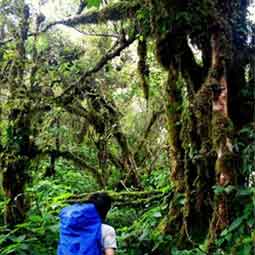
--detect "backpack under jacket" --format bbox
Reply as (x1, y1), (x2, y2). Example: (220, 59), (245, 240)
(57, 203), (102, 255)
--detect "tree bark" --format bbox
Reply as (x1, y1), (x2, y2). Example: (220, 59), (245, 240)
(2, 3), (31, 226)
(3, 108), (31, 226)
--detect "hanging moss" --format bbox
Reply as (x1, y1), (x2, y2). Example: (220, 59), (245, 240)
(194, 80), (213, 117)
(180, 79), (195, 176)
(165, 191), (192, 248)
(137, 39), (150, 101)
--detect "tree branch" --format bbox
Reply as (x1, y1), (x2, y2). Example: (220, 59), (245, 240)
(70, 26), (120, 38)
(58, 33), (136, 101)
(0, 37), (12, 46)
(66, 190), (167, 206)
(41, 1), (140, 32)
(76, 0), (88, 15)
(0, 1), (139, 46)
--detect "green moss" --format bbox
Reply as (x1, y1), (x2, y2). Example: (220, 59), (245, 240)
(194, 80), (214, 153)
(212, 111), (234, 152)
(98, 1), (141, 22)
(165, 200), (183, 234)
(165, 68), (185, 192)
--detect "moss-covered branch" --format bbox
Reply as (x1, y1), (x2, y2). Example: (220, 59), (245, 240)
(0, 1), (140, 46)
(41, 1), (140, 32)
(58, 34), (136, 102)
(66, 190), (166, 207)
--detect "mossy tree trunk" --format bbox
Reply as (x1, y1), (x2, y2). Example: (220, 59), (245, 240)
(149, 0), (253, 248)
(2, 3), (32, 226)
(207, 31), (236, 245)
(3, 109), (31, 226)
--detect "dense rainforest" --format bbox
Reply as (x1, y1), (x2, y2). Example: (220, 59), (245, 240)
(0, 0), (254, 254)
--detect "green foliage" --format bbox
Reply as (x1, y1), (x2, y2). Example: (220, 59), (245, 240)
(116, 204), (171, 255)
(239, 126), (255, 178)
(87, 0), (101, 8)
(141, 168), (169, 190)
(0, 182), (61, 254)
(204, 187), (255, 254)
(170, 248), (206, 255)
(0, 159), (99, 255)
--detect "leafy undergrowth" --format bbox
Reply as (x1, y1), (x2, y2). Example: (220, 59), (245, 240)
(0, 162), (254, 255)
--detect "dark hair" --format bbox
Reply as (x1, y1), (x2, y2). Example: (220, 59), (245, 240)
(87, 192), (112, 221)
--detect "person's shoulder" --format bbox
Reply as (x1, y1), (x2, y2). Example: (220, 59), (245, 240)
(102, 223), (116, 233)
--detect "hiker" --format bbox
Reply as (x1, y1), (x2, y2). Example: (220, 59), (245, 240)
(58, 192), (117, 255)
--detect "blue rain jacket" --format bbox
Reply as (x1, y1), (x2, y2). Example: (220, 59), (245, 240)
(57, 203), (102, 255)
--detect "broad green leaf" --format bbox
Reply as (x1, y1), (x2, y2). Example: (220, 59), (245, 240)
(29, 215), (42, 223)
(228, 217), (244, 232)
(221, 217), (244, 237)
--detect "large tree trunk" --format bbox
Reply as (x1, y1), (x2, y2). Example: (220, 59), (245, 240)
(2, 109), (31, 226)
(2, 3), (31, 226)
(158, 0), (251, 248)
(207, 32), (237, 246)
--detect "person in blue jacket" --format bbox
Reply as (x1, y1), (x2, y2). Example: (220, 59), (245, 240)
(87, 192), (117, 255)
(58, 192), (117, 255)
